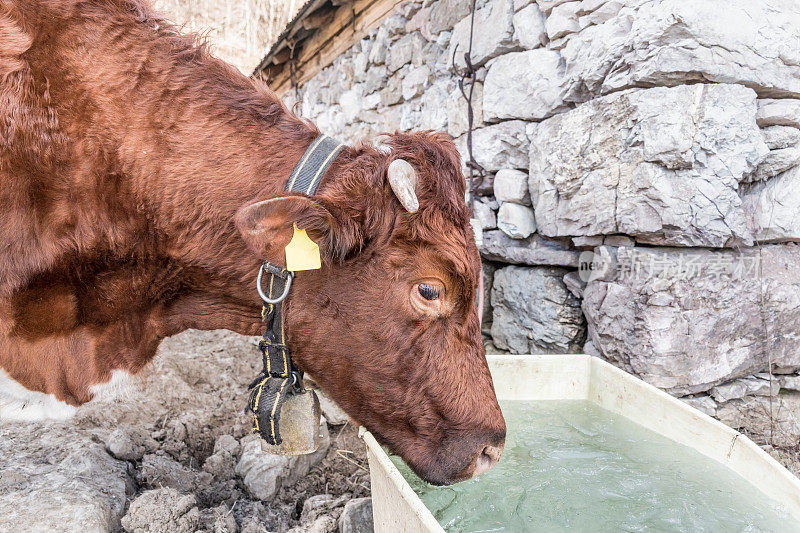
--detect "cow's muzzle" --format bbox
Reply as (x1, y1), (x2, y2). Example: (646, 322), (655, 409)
(411, 425), (506, 486)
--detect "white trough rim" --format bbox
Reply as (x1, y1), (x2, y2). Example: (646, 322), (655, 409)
(361, 353), (800, 532)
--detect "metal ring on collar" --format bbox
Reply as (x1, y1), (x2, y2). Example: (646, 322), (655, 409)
(257, 264), (294, 304)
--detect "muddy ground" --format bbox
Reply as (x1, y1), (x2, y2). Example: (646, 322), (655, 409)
(0, 330), (370, 533)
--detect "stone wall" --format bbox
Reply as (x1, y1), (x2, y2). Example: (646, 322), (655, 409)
(284, 0), (800, 451)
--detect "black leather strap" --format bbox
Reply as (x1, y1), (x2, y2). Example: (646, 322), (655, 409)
(285, 134), (344, 196)
(248, 262), (294, 445)
(246, 134), (343, 445)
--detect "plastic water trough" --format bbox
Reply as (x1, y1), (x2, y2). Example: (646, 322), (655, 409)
(359, 353), (800, 532)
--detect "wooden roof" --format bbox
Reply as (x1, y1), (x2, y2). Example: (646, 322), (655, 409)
(253, 0), (404, 95)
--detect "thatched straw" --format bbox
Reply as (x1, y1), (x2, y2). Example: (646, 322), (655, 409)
(152, 0), (301, 74)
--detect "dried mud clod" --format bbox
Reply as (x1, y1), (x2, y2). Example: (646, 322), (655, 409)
(0, 330), (371, 533)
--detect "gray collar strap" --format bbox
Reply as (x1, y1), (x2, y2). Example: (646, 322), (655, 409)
(285, 134), (344, 195)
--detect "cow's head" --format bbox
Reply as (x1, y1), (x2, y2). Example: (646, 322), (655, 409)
(235, 132), (505, 485)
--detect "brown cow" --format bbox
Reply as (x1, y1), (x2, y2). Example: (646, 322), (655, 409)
(0, 0), (505, 485)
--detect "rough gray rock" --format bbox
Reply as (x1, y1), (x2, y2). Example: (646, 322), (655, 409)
(234, 441), (291, 501)
(106, 428), (146, 461)
(560, 0), (800, 103)
(0, 330), (356, 533)
(483, 49), (565, 121)
(757, 98), (800, 128)
(317, 390), (350, 426)
(497, 202), (537, 239)
(340, 86), (364, 123)
(404, 7), (431, 42)
(363, 65), (387, 95)
(241, 516), (270, 533)
(435, 30), (452, 53)
(536, 0), (574, 15)
(368, 26), (390, 65)
(481, 262), (496, 335)
(582, 245), (800, 395)
(202, 435), (240, 481)
(545, 1), (581, 41)
(577, 0), (625, 29)
(298, 493), (351, 526)
(428, 0), (472, 34)
(512, 3), (547, 50)
(214, 434), (240, 455)
(201, 452), (235, 483)
(473, 172), (495, 196)
(387, 32), (425, 73)
(338, 498), (374, 533)
(383, 13), (409, 37)
(457, 120), (529, 172)
(121, 489), (199, 533)
(401, 65), (431, 100)
(480, 230), (579, 267)
(235, 421), (330, 501)
(562, 270), (585, 299)
(138, 454), (213, 493)
(530, 84), (768, 247)
(352, 52), (368, 82)
(419, 79), (450, 130)
(399, 99), (422, 130)
(494, 168), (530, 204)
(741, 166), (800, 242)
(473, 198), (497, 230)
(710, 376), (780, 403)
(379, 76), (403, 108)
(447, 83), (483, 138)
(781, 375), (800, 391)
(680, 395), (718, 418)
(291, 516), (338, 533)
(449, 0), (516, 70)
(361, 93), (381, 112)
(491, 265), (586, 353)
(747, 146), (800, 183)
(0, 430), (130, 533)
(572, 235), (603, 248)
(761, 125), (800, 150)
(603, 235), (635, 248)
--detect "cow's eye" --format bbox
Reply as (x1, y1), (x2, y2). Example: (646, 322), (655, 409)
(418, 283), (440, 300)
(410, 280), (446, 316)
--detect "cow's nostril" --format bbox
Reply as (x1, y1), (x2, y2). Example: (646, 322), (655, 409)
(483, 442), (504, 463)
(474, 443), (503, 476)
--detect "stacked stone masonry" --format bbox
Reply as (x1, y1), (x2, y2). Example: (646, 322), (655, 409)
(286, 0), (800, 450)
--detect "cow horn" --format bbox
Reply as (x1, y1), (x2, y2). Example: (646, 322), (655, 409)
(387, 159), (419, 213)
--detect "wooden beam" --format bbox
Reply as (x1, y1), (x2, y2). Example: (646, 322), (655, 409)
(270, 47), (291, 65)
(260, 0), (403, 96)
(287, 25), (316, 42)
(302, 7), (336, 30)
(272, 0), (401, 94)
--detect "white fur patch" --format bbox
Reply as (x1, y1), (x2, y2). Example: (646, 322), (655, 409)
(88, 369), (137, 401)
(0, 368), (138, 422)
(0, 368), (77, 421)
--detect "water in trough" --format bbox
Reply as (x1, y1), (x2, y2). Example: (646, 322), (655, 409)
(391, 400), (800, 532)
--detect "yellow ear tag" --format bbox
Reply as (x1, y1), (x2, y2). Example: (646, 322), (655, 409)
(285, 224), (321, 271)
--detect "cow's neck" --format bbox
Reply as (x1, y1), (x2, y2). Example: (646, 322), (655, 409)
(119, 81), (316, 262)
(100, 40), (328, 314)
(54, 20), (335, 338)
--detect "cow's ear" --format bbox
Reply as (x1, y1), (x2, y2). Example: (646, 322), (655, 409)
(234, 195), (358, 262)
